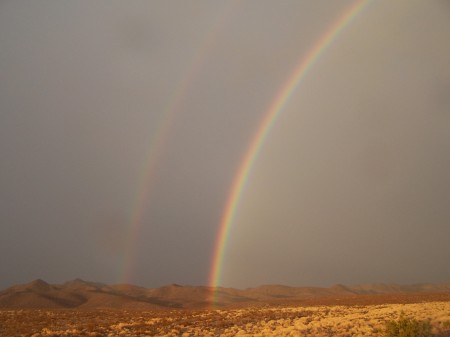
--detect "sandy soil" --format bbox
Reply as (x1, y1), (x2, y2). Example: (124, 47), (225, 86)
(1, 301), (449, 336)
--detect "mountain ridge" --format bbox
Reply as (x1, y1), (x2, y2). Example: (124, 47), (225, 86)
(1, 279), (449, 309)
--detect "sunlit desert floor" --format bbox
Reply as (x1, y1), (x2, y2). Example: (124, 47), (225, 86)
(1, 301), (450, 337)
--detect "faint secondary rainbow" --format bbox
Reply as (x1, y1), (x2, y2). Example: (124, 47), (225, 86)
(209, 0), (370, 302)
(118, 2), (239, 284)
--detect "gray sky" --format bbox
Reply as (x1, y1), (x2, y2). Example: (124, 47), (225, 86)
(1, 0), (449, 290)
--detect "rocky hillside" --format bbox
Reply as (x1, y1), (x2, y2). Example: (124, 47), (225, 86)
(1, 279), (449, 309)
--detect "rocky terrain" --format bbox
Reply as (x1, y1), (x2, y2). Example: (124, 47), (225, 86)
(1, 279), (450, 336)
(1, 301), (450, 336)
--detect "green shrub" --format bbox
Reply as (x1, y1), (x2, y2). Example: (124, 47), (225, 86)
(384, 315), (435, 337)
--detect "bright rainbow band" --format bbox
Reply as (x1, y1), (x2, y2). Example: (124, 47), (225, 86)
(209, 0), (371, 305)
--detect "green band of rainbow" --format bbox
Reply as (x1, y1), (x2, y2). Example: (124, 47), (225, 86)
(209, 0), (370, 303)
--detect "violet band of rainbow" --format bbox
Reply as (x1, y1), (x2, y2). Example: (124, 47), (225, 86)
(209, 0), (371, 304)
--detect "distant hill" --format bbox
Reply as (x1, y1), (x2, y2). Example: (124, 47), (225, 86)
(1, 279), (450, 309)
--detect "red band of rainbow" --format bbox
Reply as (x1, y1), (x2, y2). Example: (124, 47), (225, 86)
(209, 0), (371, 304)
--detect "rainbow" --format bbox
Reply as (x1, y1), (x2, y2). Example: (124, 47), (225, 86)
(118, 2), (238, 284)
(209, 0), (370, 303)
(118, 89), (183, 284)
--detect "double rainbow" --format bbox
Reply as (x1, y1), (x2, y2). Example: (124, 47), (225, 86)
(209, 0), (370, 303)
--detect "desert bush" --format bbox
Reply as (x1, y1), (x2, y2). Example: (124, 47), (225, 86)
(435, 320), (450, 337)
(384, 315), (435, 337)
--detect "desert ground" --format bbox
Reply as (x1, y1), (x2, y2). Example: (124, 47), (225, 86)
(1, 300), (450, 337)
(2, 280), (450, 336)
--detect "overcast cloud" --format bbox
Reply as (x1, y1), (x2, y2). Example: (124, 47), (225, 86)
(0, 0), (449, 289)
